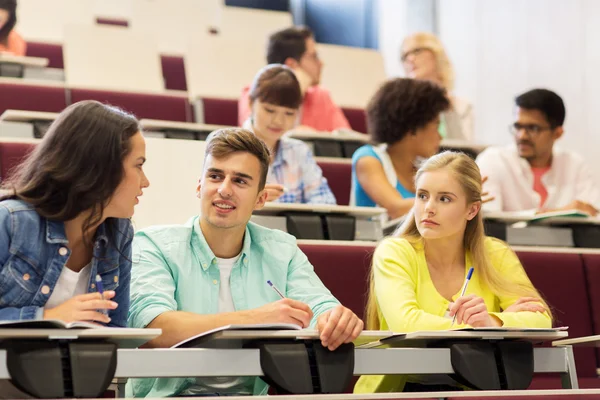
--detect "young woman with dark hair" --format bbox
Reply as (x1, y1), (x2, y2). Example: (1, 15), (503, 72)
(0, 100), (150, 327)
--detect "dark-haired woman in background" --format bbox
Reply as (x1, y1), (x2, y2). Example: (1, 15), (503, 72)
(0, 100), (149, 327)
(0, 0), (25, 56)
(243, 63), (336, 204)
(351, 78), (450, 219)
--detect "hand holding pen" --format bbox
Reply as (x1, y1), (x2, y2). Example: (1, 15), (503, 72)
(448, 267), (502, 328)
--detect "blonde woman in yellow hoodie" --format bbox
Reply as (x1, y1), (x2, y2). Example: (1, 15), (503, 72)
(354, 151), (551, 393)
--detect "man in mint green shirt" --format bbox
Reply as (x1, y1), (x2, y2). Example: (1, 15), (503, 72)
(127, 128), (364, 397)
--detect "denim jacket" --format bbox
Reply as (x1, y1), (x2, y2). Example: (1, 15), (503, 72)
(0, 199), (133, 327)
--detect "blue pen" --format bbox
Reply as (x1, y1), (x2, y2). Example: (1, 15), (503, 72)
(451, 267), (474, 326)
(95, 274), (108, 315)
(267, 280), (285, 299)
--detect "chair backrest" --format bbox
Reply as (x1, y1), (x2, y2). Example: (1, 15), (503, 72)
(200, 98), (239, 126)
(516, 250), (597, 377)
(317, 161), (351, 206)
(63, 24), (163, 93)
(342, 107), (368, 134)
(185, 33), (264, 101)
(317, 44), (386, 109)
(0, 142), (36, 183)
(0, 82), (67, 115)
(581, 254), (600, 368)
(130, 0), (221, 55)
(25, 42), (64, 69)
(298, 242), (375, 321)
(16, 0), (95, 43)
(70, 89), (190, 122)
(219, 6), (292, 40)
(161, 56), (187, 91)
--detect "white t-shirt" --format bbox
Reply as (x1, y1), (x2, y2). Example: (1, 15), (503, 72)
(183, 252), (253, 396)
(45, 263), (92, 309)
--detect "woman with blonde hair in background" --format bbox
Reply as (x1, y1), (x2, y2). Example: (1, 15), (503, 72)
(401, 32), (473, 141)
(354, 151), (551, 394)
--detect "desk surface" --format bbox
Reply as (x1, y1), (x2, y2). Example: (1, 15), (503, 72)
(0, 109), (58, 123)
(140, 118), (227, 133)
(484, 211), (600, 226)
(554, 335), (600, 348)
(0, 54), (49, 68)
(0, 328), (161, 348)
(255, 202), (385, 218)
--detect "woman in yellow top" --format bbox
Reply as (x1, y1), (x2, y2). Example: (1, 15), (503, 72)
(354, 151), (551, 394)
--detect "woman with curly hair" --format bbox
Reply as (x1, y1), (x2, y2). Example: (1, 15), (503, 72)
(351, 78), (450, 219)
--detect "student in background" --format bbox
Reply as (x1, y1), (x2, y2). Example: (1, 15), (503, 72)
(243, 64), (336, 204)
(351, 78), (449, 219)
(355, 151), (551, 394)
(0, 100), (149, 326)
(127, 128), (362, 397)
(238, 26), (351, 132)
(401, 32), (473, 141)
(0, 0), (25, 56)
(477, 88), (600, 216)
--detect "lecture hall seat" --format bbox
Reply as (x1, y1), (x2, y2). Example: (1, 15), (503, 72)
(341, 107), (367, 134)
(516, 251), (600, 388)
(317, 160), (351, 206)
(161, 55), (187, 91)
(582, 254), (600, 370)
(0, 142), (36, 182)
(199, 97), (239, 126)
(25, 41), (64, 69)
(0, 82), (67, 115)
(70, 88), (191, 122)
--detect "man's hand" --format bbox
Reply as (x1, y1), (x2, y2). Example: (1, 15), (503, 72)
(316, 305), (363, 350)
(252, 299), (313, 328)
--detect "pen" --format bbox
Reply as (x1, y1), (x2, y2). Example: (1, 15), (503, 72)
(451, 267), (474, 326)
(267, 280), (285, 299)
(95, 274), (108, 315)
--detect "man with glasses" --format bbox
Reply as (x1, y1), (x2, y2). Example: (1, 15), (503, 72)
(477, 88), (600, 216)
(238, 26), (351, 132)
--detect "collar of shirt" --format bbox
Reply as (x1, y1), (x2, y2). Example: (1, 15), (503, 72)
(190, 216), (251, 271)
(45, 219), (110, 249)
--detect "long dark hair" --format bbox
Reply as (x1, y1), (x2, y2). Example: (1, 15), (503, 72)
(1, 100), (141, 243)
(0, 0), (17, 44)
(248, 64), (303, 110)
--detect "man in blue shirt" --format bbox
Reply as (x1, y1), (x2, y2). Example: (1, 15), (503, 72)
(127, 128), (363, 397)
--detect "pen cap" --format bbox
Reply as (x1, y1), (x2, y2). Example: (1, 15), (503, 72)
(466, 267), (474, 280)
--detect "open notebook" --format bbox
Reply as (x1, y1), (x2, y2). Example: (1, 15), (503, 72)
(531, 209), (591, 221)
(172, 323), (302, 348)
(0, 320), (101, 329)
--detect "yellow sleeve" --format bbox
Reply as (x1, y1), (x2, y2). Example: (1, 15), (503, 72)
(487, 239), (552, 328)
(373, 239), (459, 332)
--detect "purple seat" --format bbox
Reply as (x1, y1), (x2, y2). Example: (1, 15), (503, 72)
(298, 242), (374, 321)
(200, 98), (238, 126)
(342, 107), (367, 134)
(161, 55), (187, 91)
(70, 88), (191, 122)
(582, 254), (600, 368)
(0, 82), (67, 115)
(516, 251), (598, 387)
(317, 161), (351, 206)
(25, 42), (64, 69)
(0, 142), (36, 182)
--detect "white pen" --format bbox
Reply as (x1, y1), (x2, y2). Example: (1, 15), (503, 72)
(266, 280), (285, 299)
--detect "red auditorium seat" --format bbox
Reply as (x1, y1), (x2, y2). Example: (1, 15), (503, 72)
(0, 142), (36, 182)
(317, 161), (351, 206)
(25, 42), (64, 69)
(161, 56), (187, 91)
(0, 82), (67, 115)
(342, 107), (367, 134)
(70, 88), (191, 122)
(582, 254), (600, 369)
(298, 242), (374, 321)
(516, 251), (600, 388)
(200, 98), (238, 126)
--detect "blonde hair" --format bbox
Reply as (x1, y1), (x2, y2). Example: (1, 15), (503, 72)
(402, 32), (455, 91)
(365, 151), (551, 330)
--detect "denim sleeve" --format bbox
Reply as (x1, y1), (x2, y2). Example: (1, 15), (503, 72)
(106, 223), (133, 328)
(0, 205), (44, 320)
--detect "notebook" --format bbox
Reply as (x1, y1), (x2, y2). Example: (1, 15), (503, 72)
(0, 320), (100, 329)
(172, 323), (302, 348)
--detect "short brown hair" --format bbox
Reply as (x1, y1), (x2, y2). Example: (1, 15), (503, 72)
(204, 128), (271, 190)
(367, 78), (450, 145)
(248, 64), (302, 109)
(267, 26), (313, 65)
